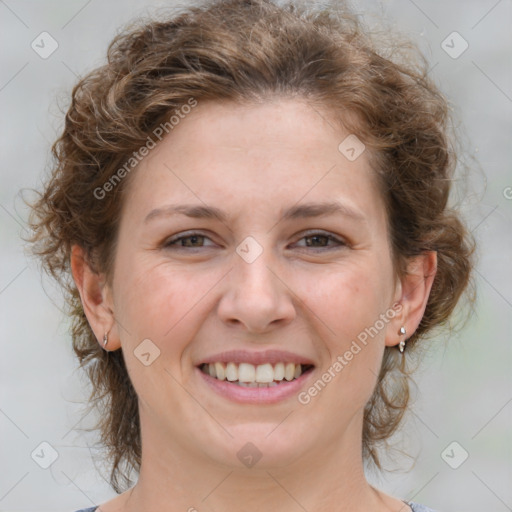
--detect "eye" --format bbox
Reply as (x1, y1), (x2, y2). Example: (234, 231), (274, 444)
(162, 230), (347, 251)
(163, 231), (216, 249)
(293, 231), (347, 250)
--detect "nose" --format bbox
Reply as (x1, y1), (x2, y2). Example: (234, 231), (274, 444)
(216, 242), (296, 334)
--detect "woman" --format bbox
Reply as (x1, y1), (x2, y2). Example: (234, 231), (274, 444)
(29, 0), (475, 511)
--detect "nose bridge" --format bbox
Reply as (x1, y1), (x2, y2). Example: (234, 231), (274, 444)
(217, 234), (295, 330)
(234, 234), (280, 299)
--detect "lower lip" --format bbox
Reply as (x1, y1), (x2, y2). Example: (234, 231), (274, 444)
(196, 367), (314, 404)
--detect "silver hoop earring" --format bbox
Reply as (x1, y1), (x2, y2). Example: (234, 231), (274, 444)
(398, 326), (406, 353)
(103, 332), (108, 347)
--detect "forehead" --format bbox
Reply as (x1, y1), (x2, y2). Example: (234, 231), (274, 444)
(123, 99), (384, 222)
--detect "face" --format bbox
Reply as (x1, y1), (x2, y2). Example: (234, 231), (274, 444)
(105, 99), (404, 469)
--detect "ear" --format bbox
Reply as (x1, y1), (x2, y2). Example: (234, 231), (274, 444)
(70, 244), (121, 351)
(385, 251), (437, 348)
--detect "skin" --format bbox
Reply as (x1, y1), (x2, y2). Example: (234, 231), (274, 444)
(71, 98), (437, 512)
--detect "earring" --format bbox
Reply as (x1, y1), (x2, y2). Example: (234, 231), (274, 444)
(398, 326), (406, 353)
(103, 332), (108, 348)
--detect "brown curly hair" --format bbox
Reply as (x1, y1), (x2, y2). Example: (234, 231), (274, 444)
(28, 0), (476, 493)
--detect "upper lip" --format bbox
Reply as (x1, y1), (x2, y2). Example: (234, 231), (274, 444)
(197, 349), (315, 367)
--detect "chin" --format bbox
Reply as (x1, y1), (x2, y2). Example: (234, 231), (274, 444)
(202, 421), (312, 470)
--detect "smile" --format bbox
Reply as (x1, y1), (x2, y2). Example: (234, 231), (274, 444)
(199, 362), (314, 387)
(196, 349), (316, 403)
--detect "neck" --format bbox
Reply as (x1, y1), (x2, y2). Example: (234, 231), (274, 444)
(121, 410), (403, 512)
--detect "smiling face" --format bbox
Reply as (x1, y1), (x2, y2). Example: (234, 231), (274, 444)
(87, 98), (411, 470)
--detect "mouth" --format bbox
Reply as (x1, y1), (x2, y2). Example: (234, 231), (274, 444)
(198, 362), (315, 387)
(195, 349), (316, 404)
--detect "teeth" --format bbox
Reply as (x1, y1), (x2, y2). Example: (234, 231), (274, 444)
(214, 362), (226, 381)
(201, 361), (309, 383)
(274, 362), (285, 380)
(255, 363), (274, 383)
(284, 362), (295, 381)
(238, 363), (256, 382)
(238, 381), (277, 388)
(226, 362), (237, 382)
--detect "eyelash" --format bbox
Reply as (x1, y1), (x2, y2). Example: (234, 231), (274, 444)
(163, 230), (347, 251)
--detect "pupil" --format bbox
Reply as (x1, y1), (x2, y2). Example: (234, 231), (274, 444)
(307, 235), (327, 247)
(184, 235), (202, 247)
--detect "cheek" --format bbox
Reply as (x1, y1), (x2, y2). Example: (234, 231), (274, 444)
(111, 258), (215, 405)
(300, 260), (389, 344)
(297, 261), (390, 403)
(113, 254), (221, 348)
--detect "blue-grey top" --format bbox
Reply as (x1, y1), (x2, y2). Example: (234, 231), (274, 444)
(73, 502), (438, 512)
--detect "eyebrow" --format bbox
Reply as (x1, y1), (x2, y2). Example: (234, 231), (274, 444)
(144, 200), (366, 224)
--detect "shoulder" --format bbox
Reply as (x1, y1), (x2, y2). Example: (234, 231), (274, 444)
(74, 502), (436, 512)
(72, 504), (437, 512)
(408, 502), (440, 512)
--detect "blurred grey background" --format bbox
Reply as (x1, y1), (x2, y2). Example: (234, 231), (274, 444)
(0, 1), (511, 511)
